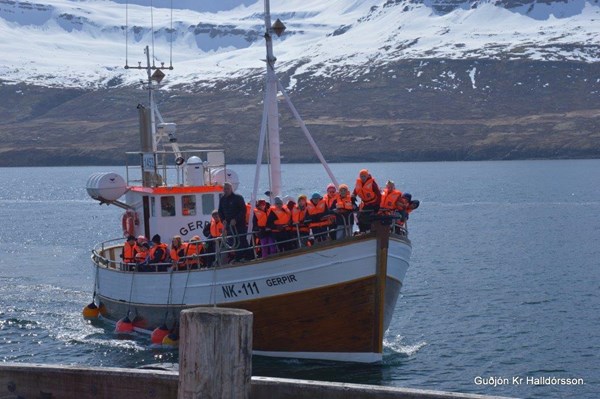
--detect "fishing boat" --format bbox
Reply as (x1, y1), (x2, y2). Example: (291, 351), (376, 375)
(83, 1), (412, 363)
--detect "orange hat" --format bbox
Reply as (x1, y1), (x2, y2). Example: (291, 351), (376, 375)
(339, 184), (349, 191)
(359, 169), (369, 177)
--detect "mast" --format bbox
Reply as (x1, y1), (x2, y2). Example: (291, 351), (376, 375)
(139, 46), (155, 187)
(263, 0), (282, 197)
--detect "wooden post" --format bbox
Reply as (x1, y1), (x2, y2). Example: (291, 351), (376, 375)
(178, 307), (253, 399)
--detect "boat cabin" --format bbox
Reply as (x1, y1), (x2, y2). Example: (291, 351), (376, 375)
(88, 146), (238, 243)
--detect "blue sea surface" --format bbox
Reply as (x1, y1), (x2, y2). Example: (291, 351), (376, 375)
(0, 160), (598, 399)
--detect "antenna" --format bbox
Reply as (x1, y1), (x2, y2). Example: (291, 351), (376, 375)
(125, 0), (129, 68)
(124, 0), (174, 70)
(150, 0), (156, 68)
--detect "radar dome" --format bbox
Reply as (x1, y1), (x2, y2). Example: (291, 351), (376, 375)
(211, 168), (239, 191)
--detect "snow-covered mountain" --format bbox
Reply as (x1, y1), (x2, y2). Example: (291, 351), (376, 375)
(1, 0), (599, 89)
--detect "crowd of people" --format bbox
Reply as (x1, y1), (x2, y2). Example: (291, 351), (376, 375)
(121, 233), (207, 272)
(249, 168), (419, 256)
(120, 170), (419, 270)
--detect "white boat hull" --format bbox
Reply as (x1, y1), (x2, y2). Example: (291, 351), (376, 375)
(93, 230), (411, 362)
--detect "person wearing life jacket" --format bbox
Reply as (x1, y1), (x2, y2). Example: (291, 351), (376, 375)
(352, 169), (381, 233)
(169, 235), (186, 270)
(306, 192), (331, 242)
(149, 234), (169, 272)
(134, 242), (150, 271)
(218, 182), (251, 262)
(323, 183), (338, 240)
(183, 235), (205, 270)
(323, 183), (337, 210)
(380, 180), (403, 211)
(267, 196), (292, 252)
(121, 235), (137, 270)
(285, 197), (296, 214)
(253, 199), (275, 258)
(136, 235), (148, 246)
(393, 193), (419, 234)
(202, 210), (224, 267)
(291, 194), (310, 248)
(331, 184), (355, 239)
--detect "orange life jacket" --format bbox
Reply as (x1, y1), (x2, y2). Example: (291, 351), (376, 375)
(254, 208), (268, 228)
(171, 243), (190, 269)
(354, 177), (378, 205)
(307, 199), (327, 215)
(307, 200), (332, 227)
(210, 219), (224, 237)
(135, 250), (149, 264)
(323, 193), (337, 210)
(149, 242), (168, 263)
(291, 206), (309, 233)
(335, 193), (354, 212)
(245, 203), (251, 224)
(170, 245), (182, 263)
(380, 189), (402, 210)
(122, 241), (136, 263)
(184, 242), (204, 266)
(270, 206), (291, 230)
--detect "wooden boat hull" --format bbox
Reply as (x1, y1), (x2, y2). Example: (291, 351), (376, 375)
(93, 231), (411, 363)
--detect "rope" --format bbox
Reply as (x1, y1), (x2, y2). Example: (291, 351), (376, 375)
(221, 224), (240, 250)
(92, 259), (100, 302)
(163, 269), (174, 324)
(181, 268), (192, 305)
(210, 260), (218, 307)
(126, 269), (135, 316)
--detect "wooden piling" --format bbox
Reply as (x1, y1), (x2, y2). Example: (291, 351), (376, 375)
(177, 306), (253, 399)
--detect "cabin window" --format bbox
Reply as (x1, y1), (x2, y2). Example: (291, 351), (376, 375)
(150, 197), (156, 217)
(182, 195), (197, 216)
(161, 196), (176, 217)
(201, 194), (215, 215)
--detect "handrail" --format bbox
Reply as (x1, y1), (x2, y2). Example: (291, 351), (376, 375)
(124, 149), (227, 187)
(91, 213), (409, 272)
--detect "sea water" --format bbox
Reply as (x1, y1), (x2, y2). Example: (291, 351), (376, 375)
(0, 160), (598, 398)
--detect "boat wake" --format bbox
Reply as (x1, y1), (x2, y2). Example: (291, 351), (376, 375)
(384, 334), (427, 359)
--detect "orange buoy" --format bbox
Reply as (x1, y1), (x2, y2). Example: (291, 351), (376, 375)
(82, 302), (100, 319)
(151, 324), (170, 345)
(162, 330), (179, 347)
(98, 303), (107, 316)
(115, 316), (134, 333)
(132, 316), (148, 330)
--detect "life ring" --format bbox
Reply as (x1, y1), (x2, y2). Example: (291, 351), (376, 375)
(122, 210), (137, 237)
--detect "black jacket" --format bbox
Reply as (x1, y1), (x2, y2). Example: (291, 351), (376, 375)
(218, 192), (247, 227)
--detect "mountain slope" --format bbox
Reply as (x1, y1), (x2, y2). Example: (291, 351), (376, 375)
(1, 0), (599, 88)
(0, 0), (599, 165)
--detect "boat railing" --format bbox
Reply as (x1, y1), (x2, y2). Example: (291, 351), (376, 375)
(91, 214), (407, 272)
(124, 149), (226, 187)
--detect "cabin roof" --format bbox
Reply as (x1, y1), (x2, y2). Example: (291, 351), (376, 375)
(129, 185), (223, 195)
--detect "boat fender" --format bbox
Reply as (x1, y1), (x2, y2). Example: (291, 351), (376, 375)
(151, 324), (170, 345)
(121, 210), (138, 237)
(82, 302), (100, 319)
(162, 330), (179, 347)
(115, 316), (134, 333)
